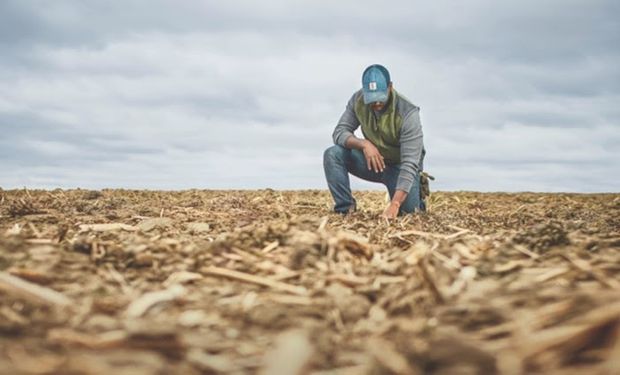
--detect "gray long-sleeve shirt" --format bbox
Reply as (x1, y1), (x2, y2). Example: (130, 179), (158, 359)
(332, 90), (425, 192)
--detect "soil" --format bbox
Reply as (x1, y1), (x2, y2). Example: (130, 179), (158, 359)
(0, 189), (619, 374)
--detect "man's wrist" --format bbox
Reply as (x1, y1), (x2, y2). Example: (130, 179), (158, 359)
(390, 200), (401, 208)
(345, 136), (370, 151)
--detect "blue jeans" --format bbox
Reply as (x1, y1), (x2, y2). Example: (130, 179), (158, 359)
(323, 145), (423, 215)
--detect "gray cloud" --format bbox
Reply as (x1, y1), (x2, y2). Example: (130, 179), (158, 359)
(0, 0), (618, 192)
(0, 112), (161, 167)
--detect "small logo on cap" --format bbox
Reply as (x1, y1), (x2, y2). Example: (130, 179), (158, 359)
(369, 82), (377, 90)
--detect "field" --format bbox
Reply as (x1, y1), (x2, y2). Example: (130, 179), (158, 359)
(0, 189), (619, 374)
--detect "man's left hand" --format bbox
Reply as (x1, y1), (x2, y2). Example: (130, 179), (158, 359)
(381, 201), (400, 219)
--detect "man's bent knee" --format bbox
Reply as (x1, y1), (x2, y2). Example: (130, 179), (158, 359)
(323, 145), (348, 165)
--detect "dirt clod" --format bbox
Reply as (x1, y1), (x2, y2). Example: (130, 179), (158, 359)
(513, 222), (570, 252)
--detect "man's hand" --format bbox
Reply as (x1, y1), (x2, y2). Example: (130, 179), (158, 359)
(382, 190), (408, 220)
(381, 201), (400, 219)
(362, 140), (385, 173)
(343, 136), (385, 173)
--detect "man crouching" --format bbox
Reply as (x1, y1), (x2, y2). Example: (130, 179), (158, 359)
(323, 64), (427, 219)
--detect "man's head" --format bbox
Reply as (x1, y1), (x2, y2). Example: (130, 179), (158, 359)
(362, 64), (392, 111)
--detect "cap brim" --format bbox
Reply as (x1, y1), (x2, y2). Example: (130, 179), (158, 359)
(362, 90), (389, 104)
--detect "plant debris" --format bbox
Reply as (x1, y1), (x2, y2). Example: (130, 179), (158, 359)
(0, 189), (618, 374)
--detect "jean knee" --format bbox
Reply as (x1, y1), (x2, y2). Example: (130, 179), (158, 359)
(323, 145), (347, 166)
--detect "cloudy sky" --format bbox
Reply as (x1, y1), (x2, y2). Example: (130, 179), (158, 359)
(1, 0), (618, 192)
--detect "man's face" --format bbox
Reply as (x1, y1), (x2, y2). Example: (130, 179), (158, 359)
(371, 101), (386, 111)
(370, 83), (392, 111)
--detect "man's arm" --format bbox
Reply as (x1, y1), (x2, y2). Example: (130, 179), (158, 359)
(333, 91), (385, 172)
(332, 92), (361, 146)
(396, 109), (424, 193)
(382, 109), (424, 218)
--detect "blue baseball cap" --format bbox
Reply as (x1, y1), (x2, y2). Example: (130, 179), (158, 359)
(362, 64), (391, 104)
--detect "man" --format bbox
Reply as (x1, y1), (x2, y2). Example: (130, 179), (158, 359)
(323, 64), (426, 219)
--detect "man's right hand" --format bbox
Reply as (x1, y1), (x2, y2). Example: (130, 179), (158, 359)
(344, 136), (386, 173)
(362, 140), (385, 173)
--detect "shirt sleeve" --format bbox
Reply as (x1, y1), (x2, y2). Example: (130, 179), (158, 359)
(396, 109), (424, 192)
(332, 92), (361, 146)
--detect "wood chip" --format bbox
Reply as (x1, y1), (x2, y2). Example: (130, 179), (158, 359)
(524, 302), (620, 364)
(266, 294), (314, 306)
(261, 240), (280, 254)
(563, 254), (620, 289)
(186, 222), (211, 233)
(534, 267), (571, 283)
(25, 238), (56, 244)
(367, 337), (421, 374)
(8, 267), (54, 285)
(328, 273), (370, 286)
(514, 244), (540, 259)
(418, 260), (445, 304)
(444, 229), (472, 240)
(389, 229), (447, 240)
(4, 223), (22, 236)
(163, 271), (203, 287)
(79, 223), (138, 232)
(494, 260), (524, 274)
(187, 349), (237, 373)
(47, 328), (128, 349)
(0, 272), (71, 307)
(125, 285), (186, 318)
(260, 330), (314, 375)
(374, 275), (407, 285)
(202, 266), (308, 296)
(328, 231), (373, 259)
(446, 266), (477, 297)
(138, 218), (173, 232)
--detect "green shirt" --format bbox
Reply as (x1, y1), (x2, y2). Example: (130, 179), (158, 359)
(332, 89), (425, 192)
(354, 90), (403, 164)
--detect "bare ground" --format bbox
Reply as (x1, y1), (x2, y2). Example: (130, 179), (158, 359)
(0, 189), (619, 374)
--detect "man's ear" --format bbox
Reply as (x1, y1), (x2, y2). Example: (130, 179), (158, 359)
(388, 82), (393, 91)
